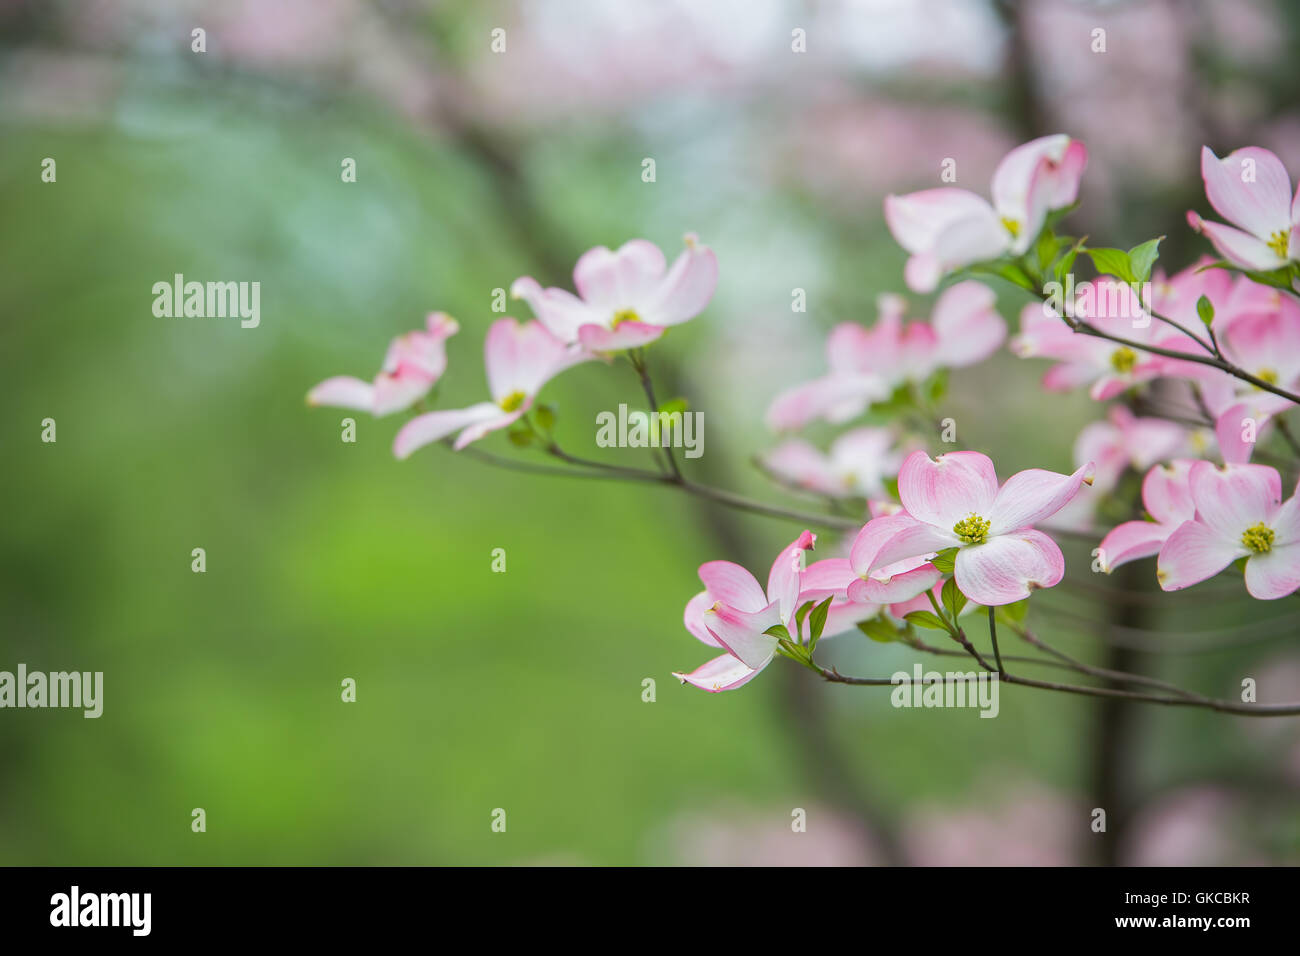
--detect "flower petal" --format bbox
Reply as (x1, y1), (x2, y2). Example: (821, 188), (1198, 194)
(1200, 146), (1293, 240)
(1141, 459), (1197, 526)
(683, 590), (723, 647)
(897, 450), (999, 529)
(767, 531), (817, 624)
(307, 375), (376, 413)
(884, 188), (998, 254)
(848, 562), (943, 604)
(697, 560), (768, 613)
(1243, 544), (1300, 600)
(760, 440), (840, 496)
(510, 278), (600, 342)
(1187, 212), (1288, 272)
(392, 402), (506, 459)
(371, 369), (435, 417)
(573, 240), (667, 309)
(703, 601), (781, 670)
(953, 529), (1064, 606)
(485, 318), (589, 400)
(673, 652), (764, 692)
(1214, 402), (1263, 465)
(764, 375), (887, 431)
(577, 321), (664, 352)
(1187, 460), (1281, 539)
(1097, 520), (1170, 573)
(1157, 519), (1245, 591)
(929, 280), (1006, 368)
(989, 462), (1094, 534)
(799, 558), (856, 602)
(645, 234), (718, 326)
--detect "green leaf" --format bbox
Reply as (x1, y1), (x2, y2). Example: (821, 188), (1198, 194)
(1085, 247), (1134, 283)
(776, 638), (811, 665)
(1034, 230), (1069, 276)
(764, 623), (792, 640)
(507, 425), (535, 448)
(904, 610), (948, 632)
(931, 547), (959, 574)
(795, 601), (814, 636)
(870, 382), (916, 415)
(1044, 201), (1081, 230)
(989, 260), (1038, 292)
(857, 617), (899, 643)
(658, 398), (690, 416)
(926, 369), (948, 404)
(808, 595), (834, 646)
(1196, 294), (1215, 327)
(533, 404), (557, 433)
(1126, 237), (1163, 284)
(941, 577), (967, 619)
(996, 598), (1030, 625)
(1053, 235), (1087, 284)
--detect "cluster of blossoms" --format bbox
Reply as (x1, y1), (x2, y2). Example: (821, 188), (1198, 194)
(675, 450), (1093, 691)
(678, 135), (1300, 691)
(309, 132), (1300, 697)
(309, 235), (718, 455)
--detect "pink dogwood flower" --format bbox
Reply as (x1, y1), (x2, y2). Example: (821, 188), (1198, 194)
(392, 318), (590, 458)
(1195, 295), (1300, 464)
(1157, 462), (1300, 599)
(759, 427), (904, 499)
(1011, 281), (1203, 400)
(1074, 405), (1188, 492)
(766, 281), (1005, 430)
(308, 312), (458, 416)
(864, 450), (1094, 606)
(1187, 146), (1300, 272)
(1096, 460), (1196, 572)
(885, 134), (1088, 292)
(674, 532), (881, 692)
(510, 234), (717, 352)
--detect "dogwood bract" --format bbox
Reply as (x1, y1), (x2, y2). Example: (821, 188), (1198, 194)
(1187, 146), (1300, 273)
(674, 531), (879, 692)
(1097, 460), (1196, 573)
(510, 235), (717, 352)
(759, 426), (905, 499)
(1011, 281), (1204, 400)
(766, 281), (1005, 431)
(884, 134), (1087, 293)
(308, 312), (458, 416)
(1157, 462), (1300, 599)
(392, 318), (590, 458)
(863, 450), (1094, 606)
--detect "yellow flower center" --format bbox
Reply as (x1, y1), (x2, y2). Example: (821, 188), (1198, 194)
(498, 390), (527, 412)
(1001, 217), (1021, 238)
(1242, 522), (1275, 554)
(952, 514), (991, 545)
(1110, 347), (1138, 374)
(1267, 230), (1290, 259)
(611, 309), (640, 329)
(1256, 368), (1279, 385)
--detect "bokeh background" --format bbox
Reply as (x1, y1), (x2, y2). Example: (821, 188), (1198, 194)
(2, 0), (1299, 865)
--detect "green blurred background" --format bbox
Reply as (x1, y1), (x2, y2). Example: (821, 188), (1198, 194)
(2, 0), (1298, 865)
